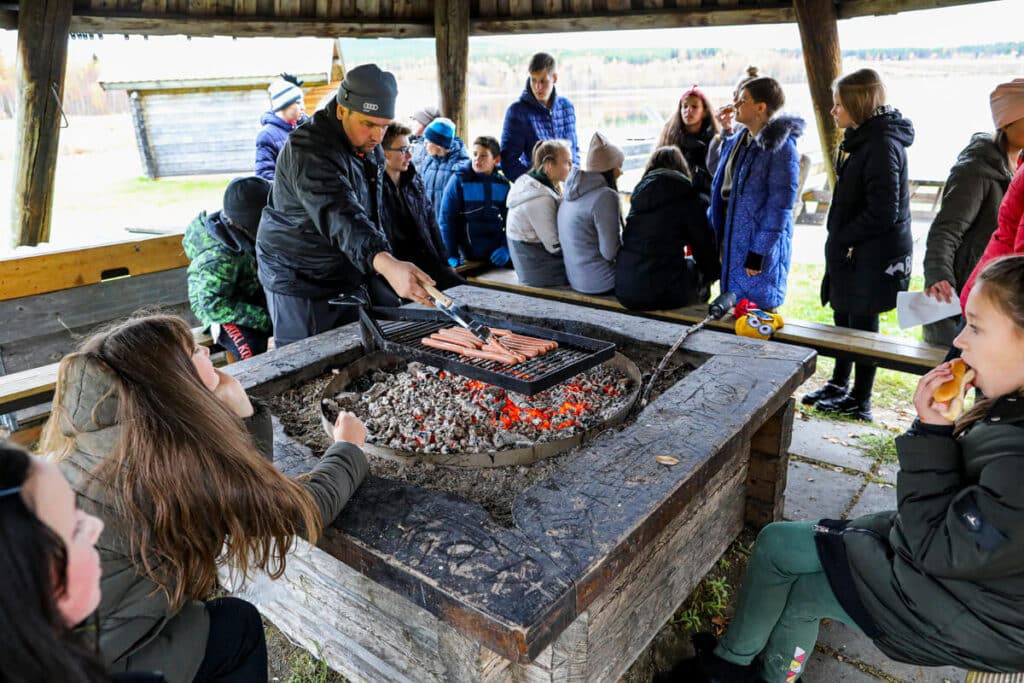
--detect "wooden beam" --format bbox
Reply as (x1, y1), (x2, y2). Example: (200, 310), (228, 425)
(471, 6), (794, 33)
(793, 0), (842, 189)
(0, 234), (189, 301)
(11, 0), (73, 248)
(330, 36), (346, 82)
(838, 0), (997, 18)
(434, 0), (469, 138)
(67, 13), (434, 37)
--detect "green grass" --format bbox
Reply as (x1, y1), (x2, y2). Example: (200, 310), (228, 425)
(280, 645), (345, 683)
(109, 176), (232, 206)
(851, 431), (900, 463)
(779, 263), (926, 342)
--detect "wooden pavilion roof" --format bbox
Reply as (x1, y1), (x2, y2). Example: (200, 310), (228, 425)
(0, 0), (996, 38)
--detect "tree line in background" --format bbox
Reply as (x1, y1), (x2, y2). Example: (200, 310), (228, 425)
(0, 41), (1019, 119)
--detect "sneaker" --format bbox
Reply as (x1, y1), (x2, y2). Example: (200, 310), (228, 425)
(816, 393), (873, 422)
(801, 381), (848, 406)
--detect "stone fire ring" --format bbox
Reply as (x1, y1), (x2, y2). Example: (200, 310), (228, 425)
(318, 351), (642, 468)
(224, 286), (816, 682)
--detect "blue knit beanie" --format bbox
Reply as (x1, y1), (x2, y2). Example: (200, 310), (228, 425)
(424, 117), (456, 149)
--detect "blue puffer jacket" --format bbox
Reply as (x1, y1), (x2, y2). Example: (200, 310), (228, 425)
(500, 80), (580, 181)
(439, 161), (510, 261)
(709, 115), (805, 310)
(419, 137), (470, 221)
(255, 111), (296, 182)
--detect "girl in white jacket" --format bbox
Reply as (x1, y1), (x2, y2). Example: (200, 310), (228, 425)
(507, 139), (573, 286)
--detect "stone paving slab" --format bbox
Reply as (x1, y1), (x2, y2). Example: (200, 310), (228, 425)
(784, 460), (865, 522)
(849, 480), (898, 518)
(804, 648), (885, 682)
(877, 460), (899, 485)
(818, 619), (968, 683)
(790, 414), (879, 473)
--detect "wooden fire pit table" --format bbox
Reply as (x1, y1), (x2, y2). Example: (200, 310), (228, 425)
(224, 287), (815, 683)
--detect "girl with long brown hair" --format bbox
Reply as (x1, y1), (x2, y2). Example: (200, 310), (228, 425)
(656, 84), (720, 199)
(43, 314), (369, 683)
(661, 255), (1024, 682)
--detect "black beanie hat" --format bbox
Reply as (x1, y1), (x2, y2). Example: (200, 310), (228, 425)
(337, 64), (398, 119)
(222, 176), (271, 240)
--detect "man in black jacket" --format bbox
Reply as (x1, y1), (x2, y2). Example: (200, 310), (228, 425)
(257, 64), (435, 346)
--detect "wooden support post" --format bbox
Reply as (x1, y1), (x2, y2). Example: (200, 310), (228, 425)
(11, 0), (74, 248)
(330, 38), (346, 83)
(793, 0), (843, 189)
(434, 0), (470, 139)
(744, 398), (794, 529)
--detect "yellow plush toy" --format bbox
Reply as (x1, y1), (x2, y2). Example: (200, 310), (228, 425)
(734, 298), (784, 340)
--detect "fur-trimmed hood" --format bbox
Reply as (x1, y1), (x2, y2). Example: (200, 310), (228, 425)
(754, 114), (806, 151)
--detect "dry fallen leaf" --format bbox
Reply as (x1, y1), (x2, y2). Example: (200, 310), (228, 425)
(655, 455), (680, 466)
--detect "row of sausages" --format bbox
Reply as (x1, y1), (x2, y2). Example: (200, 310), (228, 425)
(420, 327), (558, 365)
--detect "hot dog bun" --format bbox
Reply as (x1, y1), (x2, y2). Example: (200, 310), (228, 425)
(933, 359), (975, 421)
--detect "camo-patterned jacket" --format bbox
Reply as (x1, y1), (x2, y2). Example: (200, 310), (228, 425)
(182, 211), (271, 333)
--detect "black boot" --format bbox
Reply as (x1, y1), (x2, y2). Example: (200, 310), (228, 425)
(816, 393), (873, 422)
(654, 632), (758, 683)
(801, 381), (848, 406)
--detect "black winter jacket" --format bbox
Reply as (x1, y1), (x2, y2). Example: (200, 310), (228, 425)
(615, 169), (719, 311)
(256, 105), (390, 299)
(822, 109), (915, 316)
(924, 133), (1013, 293)
(380, 164), (464, 290)
(816, 395), (1024, 673)
(677, 121), (716, 201)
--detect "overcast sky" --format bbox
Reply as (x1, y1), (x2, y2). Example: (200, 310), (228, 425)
(0, 0), (1018, 72)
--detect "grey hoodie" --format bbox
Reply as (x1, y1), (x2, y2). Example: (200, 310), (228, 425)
(557, 167), (622, 294)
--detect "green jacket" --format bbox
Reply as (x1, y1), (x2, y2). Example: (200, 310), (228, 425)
(182, 211), (272, 333)
(923, 134), (1012, 343)
(55, 354), (368, 683)
(834, 395), (1024, 672)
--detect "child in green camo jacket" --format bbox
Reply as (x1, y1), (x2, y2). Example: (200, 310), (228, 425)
(182, 176), (272, 359)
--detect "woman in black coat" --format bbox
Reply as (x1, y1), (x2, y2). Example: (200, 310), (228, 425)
(804, 69), (914, 422)
(615, 146), (720, 311)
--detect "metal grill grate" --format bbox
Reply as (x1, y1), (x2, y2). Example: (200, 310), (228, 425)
(358, 309), (616, 395)
(380, 320), (594, 381)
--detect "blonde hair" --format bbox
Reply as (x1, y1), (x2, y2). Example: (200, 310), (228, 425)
(834, 69), (887, 127)
(530, 139), (570, 173)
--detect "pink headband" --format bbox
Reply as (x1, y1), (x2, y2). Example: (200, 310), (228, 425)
(680, 83), (705, 104)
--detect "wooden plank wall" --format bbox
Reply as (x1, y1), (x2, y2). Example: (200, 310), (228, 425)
(67, 0), (802, 20)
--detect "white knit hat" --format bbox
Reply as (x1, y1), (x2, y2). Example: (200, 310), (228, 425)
(268, 78), (303, 112)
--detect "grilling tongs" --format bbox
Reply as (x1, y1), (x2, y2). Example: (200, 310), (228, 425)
(420, 282), (494, 344)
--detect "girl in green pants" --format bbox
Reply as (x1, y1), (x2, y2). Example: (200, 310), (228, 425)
(666, 254), (1024, 682)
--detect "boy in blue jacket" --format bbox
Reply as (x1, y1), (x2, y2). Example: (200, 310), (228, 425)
(439, 136), (512, 267)
(500, 52), (580, 181)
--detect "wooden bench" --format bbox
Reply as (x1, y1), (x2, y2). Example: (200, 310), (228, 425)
(966, 674), (1024, 683)
(465, 267), (946, 375)
(798, 178), (946, 225)
(0, 233), (201, 441)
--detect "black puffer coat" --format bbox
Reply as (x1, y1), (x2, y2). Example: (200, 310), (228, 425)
(817, 395), (1024, 673)
(821, 109), (915, 316)
(615, 168), (719, 311)
(380, 164), (464, 290)
(256, 105), (390, 299)
(678, 121), (717, 200)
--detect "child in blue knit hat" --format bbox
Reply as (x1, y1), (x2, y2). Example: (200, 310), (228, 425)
(439, 136), (512, 267)
(419, 117), (470, 223)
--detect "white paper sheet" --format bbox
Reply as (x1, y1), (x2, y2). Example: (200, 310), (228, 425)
(896, 291), (962, 329)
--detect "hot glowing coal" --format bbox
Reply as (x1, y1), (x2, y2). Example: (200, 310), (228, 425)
(322, 361), (635, 455)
